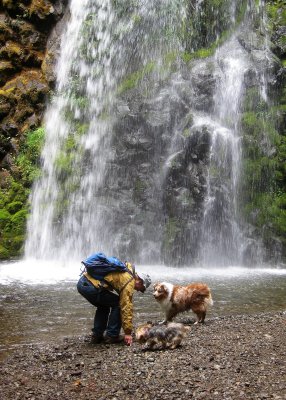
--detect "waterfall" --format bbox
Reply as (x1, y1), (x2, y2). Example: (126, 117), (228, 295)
(196, 0), (272, 266)
(25, 0), (186, 261)
(196, 38), (247, 266)
(25, 0), (272, 265)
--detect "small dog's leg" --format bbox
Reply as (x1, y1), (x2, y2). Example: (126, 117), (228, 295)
(169, 339), (181, 349)
(199, 311), (206, 323)
(195, 311), (206, 324)
(165, 311), (175, 323)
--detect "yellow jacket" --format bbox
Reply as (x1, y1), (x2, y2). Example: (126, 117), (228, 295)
(84, 263), (135, 335)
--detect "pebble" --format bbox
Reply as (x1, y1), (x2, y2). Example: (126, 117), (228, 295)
(0, 312), (285, 400)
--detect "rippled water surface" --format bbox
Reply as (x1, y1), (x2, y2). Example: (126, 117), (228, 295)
(0, 261), (286, 360)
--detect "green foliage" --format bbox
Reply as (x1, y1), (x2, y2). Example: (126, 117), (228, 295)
(70, 94), (89, 111)
(244, 192), (286, 239)
(16, 127), (45, 185)
(183, 0), (247, 54)
(163, 52), (178, 66)
(0, 184), (29, 258)
(0, 245), (10, 260)
(240, 82), (286, 251)
(0, 127), (45, 259)
(267, 1), (286, 25)
(0, 209), (11, 229)
(181, 47), (213, 63)
(163, 218), (180, 247)
(55, 151), (75, 177)
(241, 109), (280, 190)
(49, 128), (84, 223)
(242, 88), (268, 113)
(75, 122), (89, 136)
(5, 209), (28, 235)
(117, 62), (156, 94)
(181, 25), (242, 64)
(0, 181), (29, 208)
(266, 0), (286, 53)
(25, 127), (45, 156)
(16, 154), (41, 184)
(6, 201), (23, 214)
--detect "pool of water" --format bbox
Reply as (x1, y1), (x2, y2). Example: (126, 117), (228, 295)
(0, 260), (286, 360)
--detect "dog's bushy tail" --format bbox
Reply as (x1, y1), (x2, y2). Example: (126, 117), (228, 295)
(205, 292), (213, 307)
(191, 284), (213, 307)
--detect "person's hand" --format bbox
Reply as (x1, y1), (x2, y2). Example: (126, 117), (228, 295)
(124, 334), (133, 346)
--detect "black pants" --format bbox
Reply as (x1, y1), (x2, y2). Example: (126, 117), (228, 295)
(77, 275), (121, 337)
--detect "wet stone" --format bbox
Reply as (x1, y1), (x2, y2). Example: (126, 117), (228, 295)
(0, 312), (285, 400)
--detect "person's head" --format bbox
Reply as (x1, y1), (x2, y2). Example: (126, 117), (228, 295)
(134, 273), (151, 293)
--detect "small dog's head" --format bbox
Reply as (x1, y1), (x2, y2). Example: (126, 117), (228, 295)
(135, 322), (153, 343)
(136, 322), (191, 350)
(153, 282), (170, 301)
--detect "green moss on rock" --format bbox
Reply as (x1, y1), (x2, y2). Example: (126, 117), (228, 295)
(7, 209), (28, 235)
(6, 201), (23, 214)
(117, 62), (156, 94)
(0, 245), (10, 260)
(16, 127), (45, 185)
(162, 217), (180, 248)
(240, 76), (286, 259)
(0, 209), (11, 229)
(0, 126), (45, 259)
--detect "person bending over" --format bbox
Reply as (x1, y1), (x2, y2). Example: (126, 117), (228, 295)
(77, 259), (151, 346)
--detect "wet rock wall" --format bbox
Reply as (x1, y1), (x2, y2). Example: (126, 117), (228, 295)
(0, 0), (68, 181)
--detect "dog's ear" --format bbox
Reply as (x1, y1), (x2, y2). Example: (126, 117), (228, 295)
(161, 283), (167, 291)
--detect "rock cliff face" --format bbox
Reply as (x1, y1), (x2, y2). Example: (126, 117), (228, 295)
(0, 0), (67, 181)
(0, 0), (68, 258)
(0, 0), (285, 263)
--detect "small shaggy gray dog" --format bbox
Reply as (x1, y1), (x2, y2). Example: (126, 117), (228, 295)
(135, 322), (190, 350)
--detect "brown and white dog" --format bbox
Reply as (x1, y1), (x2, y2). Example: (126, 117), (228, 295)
(135, 321), (190, 350)
(153, 282), (213, 324)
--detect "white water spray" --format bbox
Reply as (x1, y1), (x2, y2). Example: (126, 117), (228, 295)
(197, 37), (248, 265)
(24, 0), (275, 267)
(25, 0), (186, 261)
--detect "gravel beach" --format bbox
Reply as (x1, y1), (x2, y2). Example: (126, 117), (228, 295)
(1, 312), (285, 400)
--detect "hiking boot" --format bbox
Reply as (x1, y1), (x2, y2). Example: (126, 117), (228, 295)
(90, 335), (104, 344)
(104, 335), (124, 344)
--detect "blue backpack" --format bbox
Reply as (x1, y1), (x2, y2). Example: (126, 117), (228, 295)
(81, 252), (129, 280)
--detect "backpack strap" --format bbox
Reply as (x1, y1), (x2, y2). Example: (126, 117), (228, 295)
(118, 262), (136, 293)
(119, 274), (134, 293)
(125, 262), (135, 275)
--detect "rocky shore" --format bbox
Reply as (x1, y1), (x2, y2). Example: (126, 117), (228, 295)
(0, 312), (285, 400)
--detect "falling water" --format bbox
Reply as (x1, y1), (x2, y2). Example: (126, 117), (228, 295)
(25, 0), (186, 261)
(197, 39), (247, 265)
(25, 0), (272, 265)
(196, 0), (271, 265)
